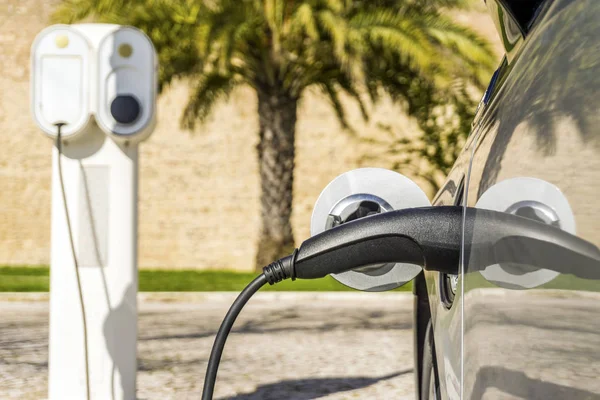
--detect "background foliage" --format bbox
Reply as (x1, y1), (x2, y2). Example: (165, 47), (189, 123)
(53, 0), (496, 265)
(54, 0), (495, 151)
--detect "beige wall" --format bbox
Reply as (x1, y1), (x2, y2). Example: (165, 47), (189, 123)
(0, 0), (499, 270)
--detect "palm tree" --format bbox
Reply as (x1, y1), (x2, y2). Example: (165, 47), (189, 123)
(54, 0), (495, 269)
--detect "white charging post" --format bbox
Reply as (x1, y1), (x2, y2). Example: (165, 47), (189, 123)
(31, 24), (157, 399)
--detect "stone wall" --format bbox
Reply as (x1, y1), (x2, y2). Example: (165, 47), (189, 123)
(0, 0), (500, 270)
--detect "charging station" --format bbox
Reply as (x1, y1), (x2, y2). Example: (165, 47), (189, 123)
(31, 24), (157, 400)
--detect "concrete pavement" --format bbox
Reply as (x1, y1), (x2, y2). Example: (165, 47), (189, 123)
(0, 292), (415, 399)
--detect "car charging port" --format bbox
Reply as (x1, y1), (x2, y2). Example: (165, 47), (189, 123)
(326, 194), (395, 275)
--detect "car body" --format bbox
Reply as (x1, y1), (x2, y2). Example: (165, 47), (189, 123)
(416, 0), (600, 398)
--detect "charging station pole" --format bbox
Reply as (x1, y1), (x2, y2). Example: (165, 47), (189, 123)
(31, 24), (157, 400)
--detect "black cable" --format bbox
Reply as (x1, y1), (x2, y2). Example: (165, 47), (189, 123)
(201, 273), (268, 400)
(56, 124), (91, 400)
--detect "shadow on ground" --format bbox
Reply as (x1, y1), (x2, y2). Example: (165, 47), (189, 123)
(140, 309), (411, 342)
(221, 370), (412, 400)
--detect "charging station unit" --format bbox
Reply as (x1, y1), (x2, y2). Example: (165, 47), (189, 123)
(31, 24), (157, 399)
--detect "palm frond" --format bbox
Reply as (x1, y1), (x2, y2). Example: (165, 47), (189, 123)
(321, 83), (351, 129)
(335, 72), (369, 121)
(316, 10), (350, 66)
(54, 0), (495, 146)
(424, 14), (497, 87)
(290, 3), (319, 40)
(181, 73), (237, 130)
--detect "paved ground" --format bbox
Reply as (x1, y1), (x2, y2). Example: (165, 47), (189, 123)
(0, 293), (415, 399)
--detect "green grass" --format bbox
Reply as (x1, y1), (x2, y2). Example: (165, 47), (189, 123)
(0, 266), (413, 292)
(6, 265), (598, 293)
(0, 266), (51, 292)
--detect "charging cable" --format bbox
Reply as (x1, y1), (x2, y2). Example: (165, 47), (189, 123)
(55, 123), (91, 400)
(201, 206), (600, 399)
(201, 274), (269, 400)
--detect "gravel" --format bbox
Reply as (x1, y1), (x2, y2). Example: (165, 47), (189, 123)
(0, 293), (415, 399)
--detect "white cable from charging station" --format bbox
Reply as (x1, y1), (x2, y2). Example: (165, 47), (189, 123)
(55, 123), (91, 400)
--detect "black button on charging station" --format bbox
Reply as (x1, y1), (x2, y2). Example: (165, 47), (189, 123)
(110, 95), (141, 124)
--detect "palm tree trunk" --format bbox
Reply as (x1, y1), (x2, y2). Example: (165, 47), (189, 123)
(255, 90), (297, 270)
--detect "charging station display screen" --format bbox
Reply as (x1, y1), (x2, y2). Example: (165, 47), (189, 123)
(40, 56), (83, 126)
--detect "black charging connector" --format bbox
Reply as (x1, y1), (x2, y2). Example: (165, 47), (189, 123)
(201, 205), (600, 399)
(262, 250), (296, 284)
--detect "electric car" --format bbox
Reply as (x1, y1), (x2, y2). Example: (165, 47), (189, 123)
(415, 0), (600, 399)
